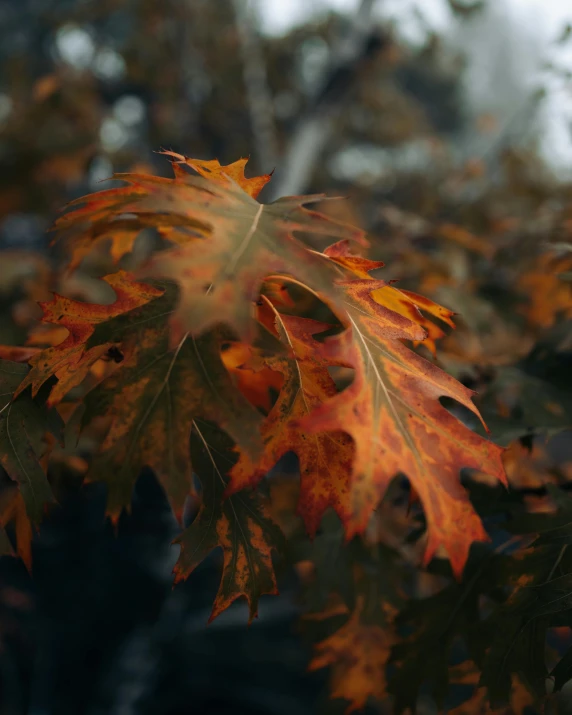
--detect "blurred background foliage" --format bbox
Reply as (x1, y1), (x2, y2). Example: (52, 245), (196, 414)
(1, 0), (572, 713)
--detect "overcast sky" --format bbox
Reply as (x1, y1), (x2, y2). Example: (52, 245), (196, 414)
(258, 0), (569, 40)
(257, 0), (572, 174)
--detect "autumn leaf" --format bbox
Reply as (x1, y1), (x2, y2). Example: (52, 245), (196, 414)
(52, 180), (209, 273)
(53, 155), (273, 272)
(324, 239), (456, 354)
(0, 359), (63, 523)
(229, 310), (355, 536)
(158, 150), (272, 198)
(174, 421), (283, 623)
(77, 282), (264, 522)
(140, 175), (366, 344)
(0, 346), (40, 363)
(448, 660), (535, 715)
(518, 253), (572, 329)
(14, 271), (162, 407)
(438, 223), (496, 259)
(487, 440), (571, 491)
(26, 324), (69, 348)
(479, 492), (572, 706)
(225, 240), (504, 576)
(324, 245), (426, 341)
(220, 341), (283, 412)
(296, 267), (506, 577)
(53, 169), (366, 345)
(0, 486), (33, 570)
(323, 238), (385, 277)
(63, 225), (152, 274)
(308, 595), (393, 714)
(393, 287), (456, 355)
(388, 543), (516, 713)
(52, 155), (366, 346)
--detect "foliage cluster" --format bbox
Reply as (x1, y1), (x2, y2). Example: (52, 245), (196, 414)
(2, 2), (572, 712)
(0, 150), (571, 715)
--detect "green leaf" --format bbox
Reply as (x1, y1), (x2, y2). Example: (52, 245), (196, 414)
(80, 283), (264, 522)
(0, 360), (63, 522)
(173, 421), (284, 623)
(479, 495), (572, 706)
(388, 543), (512, 713)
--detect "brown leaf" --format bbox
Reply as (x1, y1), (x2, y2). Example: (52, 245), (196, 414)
(173, 422), (283, 623)
(309, 596), (393, 713)
(0, 487), (33, 571)
(229, 311), (355, 536)
(297, 265), (506, 577)
(79, 283), (263, 522)
(15, 272), (162, 406)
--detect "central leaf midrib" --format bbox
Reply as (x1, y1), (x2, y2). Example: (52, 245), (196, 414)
(349, 317), (424, 478)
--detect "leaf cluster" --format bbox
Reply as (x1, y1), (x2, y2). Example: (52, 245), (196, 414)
(0, 153), (571, 714)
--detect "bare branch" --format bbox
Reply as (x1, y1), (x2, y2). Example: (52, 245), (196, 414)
(233, 0), (279, 173)
(270, 0), (383, 199)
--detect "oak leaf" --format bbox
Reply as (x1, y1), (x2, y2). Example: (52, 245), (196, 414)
(54, 146), (271, 271)
(52, 176), (209, 272)
(297, 263), (506, 577)
(53, 154), (271, 272)
(324, 239), (456, 354)
(14, 271), (162, 407)
(449, 660), (535, 715)
(309, 595), (393, 714)
(76, 282), (264, 522)
(0, 359), (63, 523)
(54, 164), (365, 344)
(229, 310), (355, 536)
(518, 253), (572, 329)
(140, 175), (366, 344)
(220, 341), (283, 412)
(174, 421), (283, 623)
(0, 486), (33, 570)
(158, 150), (272, 198)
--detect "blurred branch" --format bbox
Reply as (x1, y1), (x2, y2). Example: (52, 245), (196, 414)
(448, 0), (486, 18)
(270, 0), (384, 199)
(438, 88), (547, 224)
(233, 0), (279, 172)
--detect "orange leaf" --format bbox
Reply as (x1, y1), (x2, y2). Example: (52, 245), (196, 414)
(221, 341), (283, 412)
(15, 271), (162, 406)
(52, 176), (211, 272)
(449, 660), (535, 715)
(140, 178), (366, 344)
(53, 168), (366, 344)
(0, 488), (33, 571)
(159, 150), (272, 198)
(0, 346), (40, 363)
(297, 274), (506, 577)
(229, 312), (355, 536)
(309, 596), (393, 713)
(518, 253), (572, 329)
(325, 240), (455, 355)
(438, 222), (496, 258)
